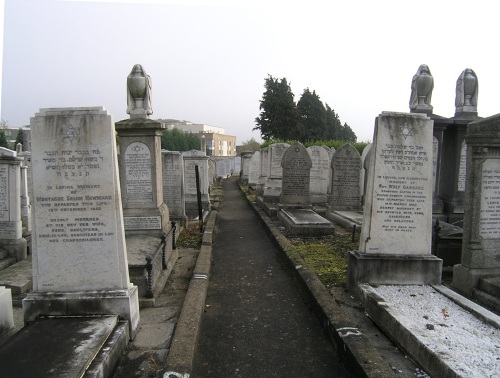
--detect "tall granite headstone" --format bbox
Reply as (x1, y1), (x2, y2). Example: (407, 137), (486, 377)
(280, 143), (312, 206)
(257, 147), (269, 196)
(162, 150), (187, 225)
(240, 151), (253, 184)
(263, 143), (289, 203)
(329, 144), (362, 211)
(24, 107), (140, 338)
(348, 112), (442, 292)
(307, 146), (329, 205)
(0, 148), (27, 261)
(248, 151), (261, 187)
(182, 150), (210, 219)
(453, 114), (500, 295)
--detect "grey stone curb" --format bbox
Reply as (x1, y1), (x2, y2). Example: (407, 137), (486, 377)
(161, 210), (217, 378)
(242, 190), (395, 378)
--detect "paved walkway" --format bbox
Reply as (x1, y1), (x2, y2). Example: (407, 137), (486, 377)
(192, 177), (347, 377)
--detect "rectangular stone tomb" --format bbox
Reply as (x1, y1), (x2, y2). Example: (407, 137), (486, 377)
(278, 209), (334, 236)
(0, 316), (128, 377)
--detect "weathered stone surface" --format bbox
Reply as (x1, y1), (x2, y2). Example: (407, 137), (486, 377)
(453, 113), (500, 295)
(360, 112), (434, 255)
(0, 286), (13, 334)
(330, 144), (362, 211)
(26, 107), (139, 337)
(248, 151), (261, 186)
(162, 151), (186, 221)
(307, 146), (329, 204)
(280, 143), (311, 205)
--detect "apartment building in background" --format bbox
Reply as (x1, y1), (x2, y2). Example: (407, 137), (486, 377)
(160, 119), (236, 157)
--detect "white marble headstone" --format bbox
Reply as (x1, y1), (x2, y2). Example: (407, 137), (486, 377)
(360, 112), (434, 255)
(30, 107), (130, 291)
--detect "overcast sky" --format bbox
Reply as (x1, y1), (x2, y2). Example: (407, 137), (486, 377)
(0, 0), (497, 144)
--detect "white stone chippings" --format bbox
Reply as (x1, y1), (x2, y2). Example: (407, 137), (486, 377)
(374, 285), (500, 377)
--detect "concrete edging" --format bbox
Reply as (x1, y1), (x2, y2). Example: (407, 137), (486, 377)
(161, 210), (217, 378)
(243, 189), (396, 378)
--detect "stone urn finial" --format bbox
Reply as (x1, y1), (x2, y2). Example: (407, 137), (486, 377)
(409, 64), (434, 114)
(126, 64), (153, 118)
(455, 68), (478, 115)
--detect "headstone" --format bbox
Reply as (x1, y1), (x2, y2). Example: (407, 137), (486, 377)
(161, 151), (187, 225)
(248, 151), (261, 186)
(348, 112), (442, 292)
(115, 118), (169, 235)
(208, 158), (215, 189)
(24, 107), (140, 338)
(327, 147), (336, 195)
(329, 144), (362, 211)
(256, 147), (269, 196)
(234, 156), (241, 174)
(307, 146), (329, 205)
(0, 286), (14, 334)
(215, 158), (229, 179)
(240, 151), (253, 184)
(279, 142), (312, 206)
(262, 143), (289, 203)
(360, 143), (372, 206)
(453, 114), (500, 295)
(182, 151), (210, 219)
(0, 147), (27, 261)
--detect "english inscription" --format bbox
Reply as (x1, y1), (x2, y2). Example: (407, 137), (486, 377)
(480, 159), (500, 239)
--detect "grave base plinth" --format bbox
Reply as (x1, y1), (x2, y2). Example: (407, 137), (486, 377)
(0, 238), (27, 261)
(23, 286), (140, 339)
(347, 251), (442, 297)
(278, 208), (334, 237)
(452, 265), (500, 296)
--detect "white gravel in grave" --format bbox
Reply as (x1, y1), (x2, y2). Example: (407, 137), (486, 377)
(374, 285), (500, 378)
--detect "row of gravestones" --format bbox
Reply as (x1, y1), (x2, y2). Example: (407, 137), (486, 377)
(240, 110), (499, 306)
(241, 143), (367, 216)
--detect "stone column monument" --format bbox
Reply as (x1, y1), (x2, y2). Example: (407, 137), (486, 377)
(348, 112), (442, 295)
(0, 147), (27, 261)
(453, 114), (500, 296)
(115, 64), (170, 237)
(24, 107), (140, 338)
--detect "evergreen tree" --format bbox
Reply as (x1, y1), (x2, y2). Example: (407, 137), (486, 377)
(297, 89), (327, 141)
(161, 128), (201, 151)
(325, 104), (342, 140)
(254, 76), (300, 141)
(338, 122), (357, 142)
(0, 131), (8, 148)
(15, 128), (24, 148)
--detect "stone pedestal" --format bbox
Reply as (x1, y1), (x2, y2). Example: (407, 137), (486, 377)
(25, 107), (140, 338)
(348, 112), (442, 292)
(0, 148), (27, 261)
(453, 114), (500, 296)
(115, 118), (170, 237)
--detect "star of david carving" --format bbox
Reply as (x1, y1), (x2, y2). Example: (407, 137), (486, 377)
(131, 144), (143, 152)
(63, 123), (78, 141)
(294, 147), (300, 153)
(401, 124), (413, 140)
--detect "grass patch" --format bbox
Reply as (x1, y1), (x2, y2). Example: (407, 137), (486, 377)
(176, 223), (202, 249)
(290, 229), (358, 288)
